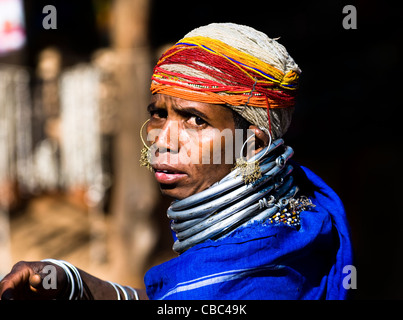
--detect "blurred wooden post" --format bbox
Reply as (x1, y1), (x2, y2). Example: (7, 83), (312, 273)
(0, 208), (11, 278)
(108, 0), (159, 286)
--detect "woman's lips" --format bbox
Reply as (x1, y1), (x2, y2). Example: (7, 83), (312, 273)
(153, 167), (188, 184)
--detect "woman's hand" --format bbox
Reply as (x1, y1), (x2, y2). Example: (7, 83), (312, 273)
(0, 261), (68, 300)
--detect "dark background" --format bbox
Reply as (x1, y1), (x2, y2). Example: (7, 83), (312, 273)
(15, 0), (403, 299)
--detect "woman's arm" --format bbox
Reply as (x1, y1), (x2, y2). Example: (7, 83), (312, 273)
(0, 260), (148, 300)
(78, 267), (148, 300)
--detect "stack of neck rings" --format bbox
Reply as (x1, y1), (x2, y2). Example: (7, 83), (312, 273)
(150, 23), (310, 254)
(168, 140), (302, 254)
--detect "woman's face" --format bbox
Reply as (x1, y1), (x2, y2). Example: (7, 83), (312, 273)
(146, 94), (237, 200)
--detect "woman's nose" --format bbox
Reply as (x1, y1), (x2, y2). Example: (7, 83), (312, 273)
(153, 120), (180, 154)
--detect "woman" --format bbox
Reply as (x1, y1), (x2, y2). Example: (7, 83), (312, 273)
(0, 23), (353, 300)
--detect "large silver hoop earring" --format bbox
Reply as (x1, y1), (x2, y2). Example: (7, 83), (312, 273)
(232, 129), (272, 184)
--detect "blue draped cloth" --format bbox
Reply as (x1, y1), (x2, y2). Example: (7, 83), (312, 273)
(144, 163), (353, 300)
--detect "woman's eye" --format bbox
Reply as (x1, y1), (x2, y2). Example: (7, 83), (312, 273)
(188, 116), (207, 126)
(150, 109), (167, 118)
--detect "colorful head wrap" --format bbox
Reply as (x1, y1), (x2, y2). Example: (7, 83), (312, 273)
(151, 23), (301, 138)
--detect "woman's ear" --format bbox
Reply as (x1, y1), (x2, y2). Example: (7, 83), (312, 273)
(247, 125), (271, 156)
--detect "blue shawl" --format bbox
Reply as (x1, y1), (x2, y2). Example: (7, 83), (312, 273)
(144, 162), (353, 300)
